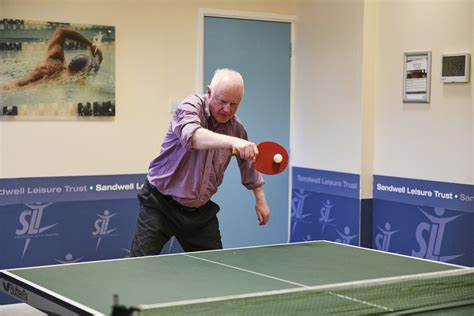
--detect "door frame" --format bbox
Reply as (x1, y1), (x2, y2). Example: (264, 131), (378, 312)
(196, 8), (297, 241)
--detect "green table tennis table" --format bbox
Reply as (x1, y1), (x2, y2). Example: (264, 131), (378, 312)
(1, 241), (473, 315)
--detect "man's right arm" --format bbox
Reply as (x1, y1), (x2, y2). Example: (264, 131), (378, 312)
(192, 128), (258, 162)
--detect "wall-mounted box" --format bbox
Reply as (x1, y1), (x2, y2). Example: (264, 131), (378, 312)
(441, 53), (470, 83)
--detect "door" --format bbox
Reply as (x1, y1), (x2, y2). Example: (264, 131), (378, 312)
(204, 16), (291, 247)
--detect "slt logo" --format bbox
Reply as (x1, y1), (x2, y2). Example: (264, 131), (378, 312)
(290, 189), (312, 237)
(15, 203), (59, 259)
(411, 207), (464, 262)
(92, 209), (118, 250)
(335, 226), (358, 245)
(319, 200), (336, 233)
(375, 222), (399, 252)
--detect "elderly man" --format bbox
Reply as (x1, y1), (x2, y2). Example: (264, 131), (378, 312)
(130, 68), (270, 256)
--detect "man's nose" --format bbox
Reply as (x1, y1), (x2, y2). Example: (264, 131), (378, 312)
(222, 103), (231, 113)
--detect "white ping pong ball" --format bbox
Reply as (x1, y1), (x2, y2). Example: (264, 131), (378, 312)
(273, 153), (283, 163)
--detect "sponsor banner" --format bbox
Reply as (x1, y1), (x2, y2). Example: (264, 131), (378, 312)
(373, 199), (474, 267)
(291, 167), (360, 245)
(0, 199), (138, 269)
(374, 175), (473, 213)
(0, 198), (182, 305)
(292, 167), (360, 199)
(0, 174), (147, 205)
(0, 199), (183, 270)
(0, 174), (183, 305)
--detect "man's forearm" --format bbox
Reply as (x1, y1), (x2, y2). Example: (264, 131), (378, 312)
(253, 186), (267, 204)
(192, 127), (237, 150)
(192, 127), (258, 161)
(253, 185), (270, 225)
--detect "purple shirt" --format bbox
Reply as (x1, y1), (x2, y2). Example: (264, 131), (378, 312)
(147, 94), (264, 208)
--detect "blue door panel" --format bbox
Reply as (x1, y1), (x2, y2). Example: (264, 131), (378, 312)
(204, 17), (291, 247)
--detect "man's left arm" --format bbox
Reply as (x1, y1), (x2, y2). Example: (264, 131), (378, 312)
(253, 186), (270, 225)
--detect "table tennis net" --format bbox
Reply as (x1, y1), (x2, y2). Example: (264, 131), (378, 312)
(138, 268), (474, 315)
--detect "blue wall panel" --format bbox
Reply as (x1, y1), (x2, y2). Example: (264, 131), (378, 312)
(373, 175), (474, 267)
(291, 167), (360, 245)
(0, 174), (183, 305)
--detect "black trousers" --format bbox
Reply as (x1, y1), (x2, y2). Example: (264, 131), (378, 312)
(130, 180), (222, 256)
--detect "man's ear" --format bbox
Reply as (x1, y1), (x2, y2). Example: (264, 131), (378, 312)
(207, 86), (212, 98)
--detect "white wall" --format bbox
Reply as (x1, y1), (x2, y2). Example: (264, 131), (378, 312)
(374, 0), (473, 185)
(2, 0), (472, 188)
(0, 0), (296, 178)
(294, 0), (473, 199)
(293, 0), (365, 175)
(472, 2), (474, 183)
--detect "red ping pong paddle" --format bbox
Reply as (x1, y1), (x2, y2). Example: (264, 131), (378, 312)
(232, 141), (289, 175)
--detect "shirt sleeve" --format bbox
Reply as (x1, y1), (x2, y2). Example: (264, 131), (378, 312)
(239, 159), (265, 190)
(170, 95), (205, 150)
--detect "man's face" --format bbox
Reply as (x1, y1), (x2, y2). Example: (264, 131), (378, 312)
(208, 82), (243, 124)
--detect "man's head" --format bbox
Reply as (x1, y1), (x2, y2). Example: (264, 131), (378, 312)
(68, 54), (100, 74)
(207, 68), (244, 124)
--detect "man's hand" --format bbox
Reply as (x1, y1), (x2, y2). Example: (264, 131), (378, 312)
(256, 199), (270, 225)
(232, 139), (258, 162)
(253, 186), (270, 225)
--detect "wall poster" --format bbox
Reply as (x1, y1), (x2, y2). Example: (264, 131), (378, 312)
(0, 19), (115, 120)
(403, 51), (431, 103)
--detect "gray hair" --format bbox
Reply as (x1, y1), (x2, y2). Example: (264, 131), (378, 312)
(209, 68), (244, 92)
